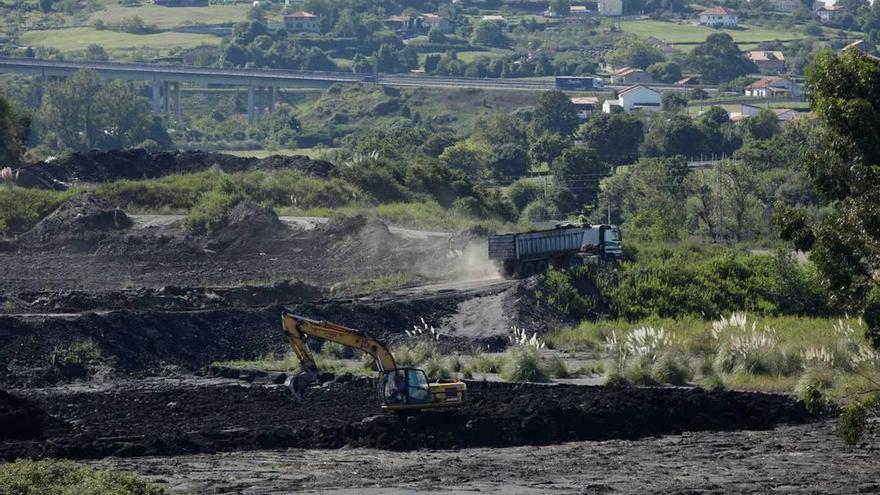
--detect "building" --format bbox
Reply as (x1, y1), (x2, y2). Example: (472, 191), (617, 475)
(481, 15), (508, 32)
(699, 7), (738, 27)
(674, 76), (700, 86)
(729, 104), (800, 122)
(747, 51), (786, 74)
(745, 77), (803, 97)
(609, 67), (653, 84)
(569, 5), (592, 17)
(383, 15), (412, 33)
(815, 4), (844, 22)
(768, 0), (799, 12)
(284, 11), (318, 32)
(645, 36), (679, 56)
(419, 13), (451, 33)
(602, 85), (661, 113)
(571, 96), (599, 120)
(598, 0), (623, 16)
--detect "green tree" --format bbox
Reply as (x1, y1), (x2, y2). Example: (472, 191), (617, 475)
(474, 113), (527, 147)
(776, 50), (880, 347)
(549, 0), (571, 15)
(0, 94), (23, 165)
(531, 90), (579, 136)
(741, 108), (782, 140)
(688, 33), (757, 84)
(551, 146), (609, 208)
(642, 114), (705, 158)
(578, 112), (644, 166)
(606, 35), (664, 70)
(470, 20), (507, 48)
(529, 132), (572, 166)
(661, 92), (688, 112)
(647, 61), (682, 83)
(39, 0), (52, 13)
(487, 143), (530, 179)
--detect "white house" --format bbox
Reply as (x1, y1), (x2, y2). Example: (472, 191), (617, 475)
(284, 11), (318, 32)
(747, 50), (786, 73)
(699, 6), (738, 27)
(571, 96), (599, 120)
(598, 0), (623, 16)
(602, 85), (661, 113)
(815, 4), (843, 22)
(745, 77), (803, 97)
(419, 13), (451, 33)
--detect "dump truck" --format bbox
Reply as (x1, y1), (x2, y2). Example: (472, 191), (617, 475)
(488, 223), (622, 278)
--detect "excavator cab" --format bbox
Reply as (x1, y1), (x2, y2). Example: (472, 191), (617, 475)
(379, 368), (432, 406)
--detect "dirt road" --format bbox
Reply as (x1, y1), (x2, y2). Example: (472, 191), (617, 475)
(100, 420), (879, 494)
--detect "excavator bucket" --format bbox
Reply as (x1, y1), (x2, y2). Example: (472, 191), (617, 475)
(285, 371), (317, 403)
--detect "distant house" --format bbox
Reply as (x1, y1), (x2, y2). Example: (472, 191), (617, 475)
(598, 0), (623, 16)
(571, 96), (599, 120)
(602, 85), (661, 113)
(839, 39), (875, 55)
(675, 76), (700, 86)
(699, 7), (738, 27)
(284, 11), (318, 32)
(610, 67), (653, 85)
(384, 15), (412, 33)
(747, 51), (786, 74)
(154, 0), (208, 6)
(569, 5), (592, 17)
(419, 13), (451, 33)
(729, 104), (800, 122)
(481, 15), (508, 32)
(745, 77), (803, 97)
(645, 36), (679, 56)
(768, 0), (799, 12)
(815, 4), (844, 22)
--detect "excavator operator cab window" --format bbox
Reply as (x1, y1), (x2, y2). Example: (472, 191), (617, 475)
(381, 368), (431, 405)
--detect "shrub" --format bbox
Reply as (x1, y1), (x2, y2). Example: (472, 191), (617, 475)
(0, 186), (73, 235)
(540, 267), (596, 320)
(321, 341), (354, 359)
(703, 372), (726, 391)
(185, 188), (242, 234)
(0, 460), (167, 495)
(838, 399), (870, 445)
(422, 356), (452, 380)
(500, 346), (548, 382)
(47, 340), (103, 380)
(544, 355), (570, 378)
(650, 351), (693, 385)
(468, 353), (505, 374)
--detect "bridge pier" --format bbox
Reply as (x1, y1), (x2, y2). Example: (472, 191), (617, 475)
(257, 86), (265, 119)
(173, 82), (181, 120)
(247, 85), (255, 125)
(270, 86), (277, 112)
(151, 81), (161, 113)
(163, 81), (170, 113)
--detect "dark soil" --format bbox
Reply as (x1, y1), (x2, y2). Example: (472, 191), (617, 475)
(19, 193), (132, 251)
(14, 149), (333, 190)
(205, 201), (286, 251)
(0, 389), (53, 441)
(0, 379), (812, 460)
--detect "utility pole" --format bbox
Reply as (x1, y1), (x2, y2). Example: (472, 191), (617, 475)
(716, 160), (723, 243)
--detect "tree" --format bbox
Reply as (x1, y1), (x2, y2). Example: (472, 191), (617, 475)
(531, 90), (579, 136)
(551, 146), (609, 208)
(606, 35), (664, 70)
(474, 113), (527, 147)
(529, 132), (572, 166)
(40, 70), (169, 151)
(578, 112), (644, 166)
(470, 20), (507, 48)
(647, 61), (682, 83)
(487, 143), (530, 179)
(427, 27), (446, 43)
(0, 94), (23, 165)
(642, 114), (705, 158)
(549, 0), (571, 16)
(661, 92), (688, 112)
(740, 108), (781, 140)
(777, 50), (880, 347)
(85, 44), (109, 61)
(687, 33), (757, 84)
(39, 0), (52, 13)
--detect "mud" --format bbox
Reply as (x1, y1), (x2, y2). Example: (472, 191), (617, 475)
(18, 193), (132, 251)
(13, 149), (333, 190)
(0, 379), (812, 461)
(205, 201), (286, 251)
(102, 420), (880, 494)
(0, 389), (53, 441)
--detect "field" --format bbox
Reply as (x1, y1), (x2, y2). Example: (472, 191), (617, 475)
(19, 27), (220, 54)
(618, 20), (810, 47)
(89, 4), (254, 29)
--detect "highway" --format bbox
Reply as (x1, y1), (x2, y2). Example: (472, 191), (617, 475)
(0, 56), (711, 93)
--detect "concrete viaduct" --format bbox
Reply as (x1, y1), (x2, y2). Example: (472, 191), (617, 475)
(0, 57), (718, 124)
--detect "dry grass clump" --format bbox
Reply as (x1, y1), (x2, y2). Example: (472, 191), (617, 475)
(500, 346), (548, 383)
(604, 326), (693, 386)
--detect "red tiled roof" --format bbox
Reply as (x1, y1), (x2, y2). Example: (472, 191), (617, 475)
(700, 6), (737, 15)
(285, 11), (316, 18)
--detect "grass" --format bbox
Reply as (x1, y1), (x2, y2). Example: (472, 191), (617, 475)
(20, 27), (220, 54)
(0, 459), (168, 495)
(89, 4), (253, 29)
(224, 148), (342, 160)
(617, 20), (810, 48)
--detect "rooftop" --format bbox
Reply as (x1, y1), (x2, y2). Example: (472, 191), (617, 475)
(700, 6), (737, 15)
(748, 50), (785, 62)
(285, 11), (316, 18)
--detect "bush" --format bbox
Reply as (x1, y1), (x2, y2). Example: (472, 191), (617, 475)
(544, 355), (570, 378)
(500, 346), (548, 382)
(467, 353), (505, 374)
(0, 460), (167, 495)
(838, 399), (870, 445)
(422, 356), (452, 380)
(185, 188), (242, 234)
(650, 351), (693, 385)
(539, 267), (596, 320)
(0, 186), (73, 235)
(47, 340), (103, 380)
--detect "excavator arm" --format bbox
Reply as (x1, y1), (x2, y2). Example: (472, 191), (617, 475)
(281, 311), (397, 400)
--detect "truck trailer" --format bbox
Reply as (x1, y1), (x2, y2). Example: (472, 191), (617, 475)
(555, 76), (605, 91)
(488, 224), (622, 278)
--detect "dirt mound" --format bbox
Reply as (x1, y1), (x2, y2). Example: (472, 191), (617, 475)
(206, 201), (287, 251)
(2, 280), (325, 314)
(0, 380), (812, 460)
(20, 193), (132, 250)
(0, 390), (51, 441)
(14, 150), (334, 190)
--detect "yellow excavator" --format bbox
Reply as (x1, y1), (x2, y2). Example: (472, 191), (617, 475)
(281, 311), (467, 411)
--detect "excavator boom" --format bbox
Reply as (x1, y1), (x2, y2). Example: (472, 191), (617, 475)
(280, 311), (466, 411)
